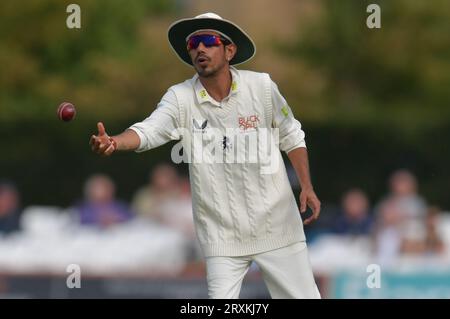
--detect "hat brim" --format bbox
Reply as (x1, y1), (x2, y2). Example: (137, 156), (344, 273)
(168, 17), (256, 66)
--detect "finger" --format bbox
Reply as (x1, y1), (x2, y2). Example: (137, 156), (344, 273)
(97, 122), (106, 136)
(91, 138), (100, 152)
(94, 138), (102, 150)
(310, 199), (321, 216)
(303, 211), (317, 225)
(300, 193), (307, 213)
(303, 215), (315, 225)
(89, 135), (96, 146)
(93, 141), (104, 153)
(104, 144), (115, 156)
(95, 137), (112, 152)
(97, 142), (110, 154)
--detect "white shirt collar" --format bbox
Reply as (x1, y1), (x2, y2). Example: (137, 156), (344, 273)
(193, 66), (240, 107)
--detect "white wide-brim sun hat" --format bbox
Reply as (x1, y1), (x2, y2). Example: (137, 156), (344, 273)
(168, 12), (256, 66)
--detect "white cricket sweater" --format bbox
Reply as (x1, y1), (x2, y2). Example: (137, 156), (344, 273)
(129, 67), (307, 257)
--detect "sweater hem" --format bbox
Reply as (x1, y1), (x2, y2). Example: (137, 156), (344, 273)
(201, 230), (305, 257)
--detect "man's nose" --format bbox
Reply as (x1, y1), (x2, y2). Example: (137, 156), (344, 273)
(197, 42), (207, 51)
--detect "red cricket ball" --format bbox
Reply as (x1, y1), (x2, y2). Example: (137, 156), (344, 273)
(57, 102), (76, 122)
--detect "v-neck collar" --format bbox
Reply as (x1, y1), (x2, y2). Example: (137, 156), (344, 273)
(193, 66), (240, 108)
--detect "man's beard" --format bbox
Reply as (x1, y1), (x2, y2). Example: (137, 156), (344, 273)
(195, 60), (226, 78)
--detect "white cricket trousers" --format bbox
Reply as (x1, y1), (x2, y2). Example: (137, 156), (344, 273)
(205, 241), (321, 299)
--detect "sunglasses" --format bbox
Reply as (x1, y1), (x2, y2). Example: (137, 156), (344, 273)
(187, 34), (231, 50)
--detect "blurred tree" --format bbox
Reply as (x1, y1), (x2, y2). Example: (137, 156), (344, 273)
(275, 0), (450, 207)
(0, 0), (181, 206)
(0, 0), (178, 122)
(279, 0), (450, 136)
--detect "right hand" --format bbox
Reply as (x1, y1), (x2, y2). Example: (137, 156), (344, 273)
(90, 122), (116, 156)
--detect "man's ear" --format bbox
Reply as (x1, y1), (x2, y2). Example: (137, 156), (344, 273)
(225, 43), (237, 62)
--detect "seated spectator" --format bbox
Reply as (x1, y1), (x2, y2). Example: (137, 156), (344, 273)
(374, 199), (404, 267)
(156, 176), (195, 239)
(131, 163), (181, 222)
(423, 206), (445, 255)
(332, 188), (373, 236)
(132, 165), (201, 261)
(374, 169), (446, 259)
(385, 169), (427, 220)
(157, 176), (202, 261)
(388, 205), (446, 256)
(0, 180), (21, 235)
(77, 174), (133, 229)
(400, 218), (427, 255)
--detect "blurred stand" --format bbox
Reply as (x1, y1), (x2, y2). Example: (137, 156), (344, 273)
(0, 168), (448, 298)
(0, 174), (194, 280)
(307, 170), (450, 298)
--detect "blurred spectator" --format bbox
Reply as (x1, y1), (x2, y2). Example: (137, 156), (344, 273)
(387, 205), (446, 257)
(132, 165), (200, 261)
(0, 181), (21, 235)
(400, 218), (427, 255)
(386, 169), (427, 220)
(422, 206), (445, 255)
(374, 199), (404, 267)
(157, 176), (195, 239)
(158, 176), (201, 261)
(77, 174), (133, 228)
(131, 163), (181, 222)
(332, 188), (373, 236)
(374, 169), (432, 263)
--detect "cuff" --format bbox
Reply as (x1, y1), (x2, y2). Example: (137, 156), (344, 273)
(128, 126), (147, 153)
(284, 140), (307, 154)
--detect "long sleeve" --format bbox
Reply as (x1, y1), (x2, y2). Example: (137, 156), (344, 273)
(128, 89), (182, 152)
(271, 80), (306, 153)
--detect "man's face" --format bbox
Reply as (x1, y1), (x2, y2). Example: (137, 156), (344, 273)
(187, 31), (236, 77)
